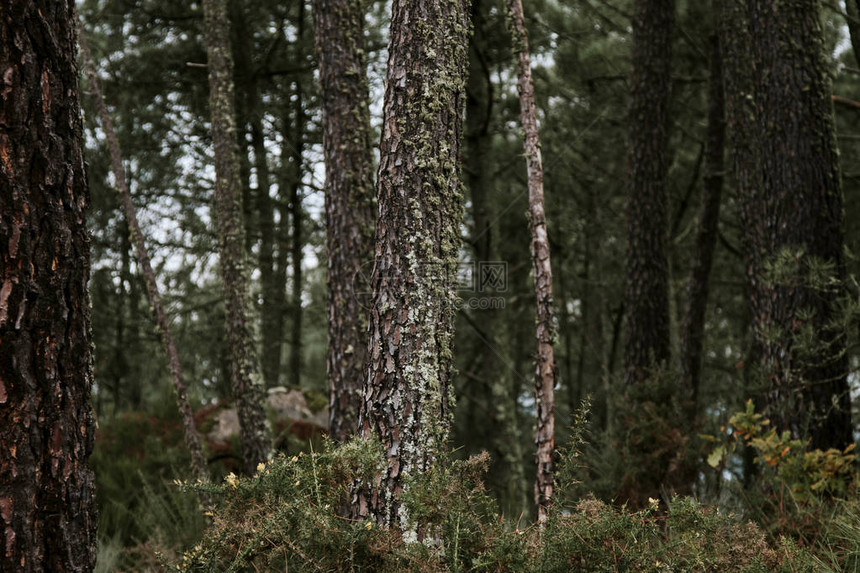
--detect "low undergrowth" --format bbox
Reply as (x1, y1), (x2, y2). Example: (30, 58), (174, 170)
(159, 434), (835, 573)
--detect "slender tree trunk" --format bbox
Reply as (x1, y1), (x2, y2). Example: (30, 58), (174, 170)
(312, 0), (377, 441)
(506, 0), (557, 524)
(79, 31), (209, 483)
(845, 0), (860, 69)
(725, 0), (852, 450)
(230, 0), (256, 257)
(113, 219), (131, 413)
(230, 0), (280, 389)
(356, 0), (469, 532)
(289, 164), (303, 389)
(624, 0), (674, 387)
(679, 24), (725, 420)
(0, 2), (97, 569)
(289, 3), (307, 390)
(203, 0), (271, 474)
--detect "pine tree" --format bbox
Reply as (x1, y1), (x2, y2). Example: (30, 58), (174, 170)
(312, 0), (377, 441)
(357, 0), (470, 531)
(506, 0), (557, 524)
(203, 0), (271, 474)
(0, 1), (97, 569)
(723, 0), (852, 450)
(624, 0), (674, 388)
(79, 29), (209, 484)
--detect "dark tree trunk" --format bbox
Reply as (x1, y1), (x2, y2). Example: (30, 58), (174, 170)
(289, 159), (303, 390)
(0, 2), (98, 570)
(231, 0), (280, 389)
(506, 0), (557, 525)
(79, 31), (210, 484)
(463, 0), (527, 517)
(203, 0), (271, 474)
(356, 0), (469, 532)
(724, 0), (852, 450)
(623, 0), (674, 387)
(679, 25), (725, 419)
(312, 0), (377, 441)
(288, 3), (307, 391)
(845, 0), (860, 70)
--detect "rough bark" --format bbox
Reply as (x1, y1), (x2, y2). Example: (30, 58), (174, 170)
(0, 2), (98, 570)
(623, 0), (674, 387)
(724, 0), (852, 450)
(79, 30), (209, 484)
(356, 0), (469, 532)
(506, 0), (557, 524)
(679, 26), (725, 418)
(312, 0), (377, 442)
(203, 0), (271, 474)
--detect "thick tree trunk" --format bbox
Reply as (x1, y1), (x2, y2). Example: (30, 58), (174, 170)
(725, 0), (852, 450)
(506, 0), (557, 524)
(203, 0), (271, 474)
(0, 2), (97, 570)
(356, 0), (469, 532)
(623, 0), (674, 387)
(79, 31), (210, 484)
(312, 0), (377, 441)
(679, 26), (725, 419)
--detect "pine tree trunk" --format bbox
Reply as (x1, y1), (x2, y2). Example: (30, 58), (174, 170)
(203, 0), (271, 474)
(845, 0), (860, 69)
(289, 3), (307, 391)
(230, 1), (280, 389)
(312, 0), (377, 442)
(725, 0), (852, 450)
(506, 0), (557, 524)
(679, 24), (725, 419)
(356, 0), (469, 532)
(79, 31), (210, 484)
(0, 2), (97, 569)
(624, 0), (674, 387)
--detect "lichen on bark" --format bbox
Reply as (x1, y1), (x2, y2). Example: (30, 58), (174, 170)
(355, 0), (471, 534)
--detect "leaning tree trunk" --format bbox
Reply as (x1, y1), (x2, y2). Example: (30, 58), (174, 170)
(679, 21), (725, 420)
(0, 1), (97, 570)
(506, 0), (557, 525)
(624, 0), (674, 388)
(356, 0), (469, 533)
(203, 0), (271, 474)
(78, 30), (209, 484)
(728, 0), (852, 450)
(312, 0), (377, 441)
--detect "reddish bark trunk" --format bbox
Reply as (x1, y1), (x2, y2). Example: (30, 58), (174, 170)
(0, 2), (97, 569)
(506, 0), (557, 525)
